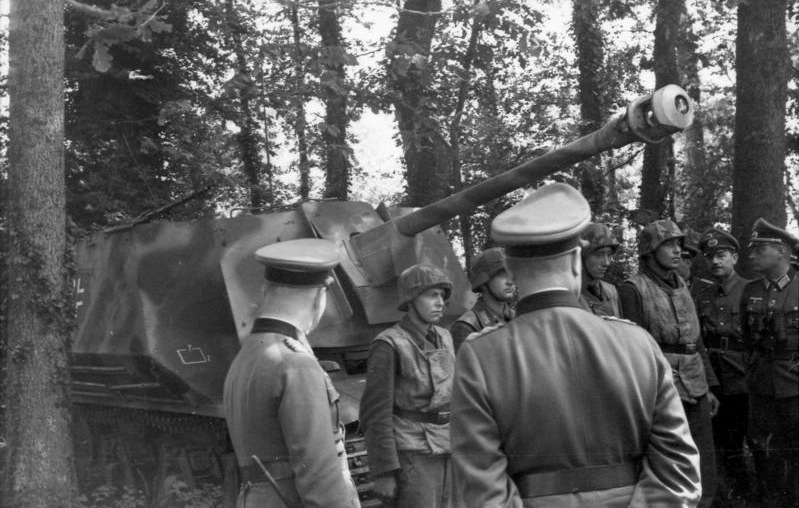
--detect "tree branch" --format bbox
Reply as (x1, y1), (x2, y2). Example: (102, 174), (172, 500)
(604, 147), (644, 175)
(64, 0), (114, 19)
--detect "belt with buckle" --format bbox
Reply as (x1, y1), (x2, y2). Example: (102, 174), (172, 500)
(393, 406), (451, 424)
(658, 343), (697, 355)
(513, 461), (639, 498)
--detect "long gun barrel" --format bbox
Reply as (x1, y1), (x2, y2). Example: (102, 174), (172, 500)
(393, 84), (693, 236)
(347, 84), (694, 286)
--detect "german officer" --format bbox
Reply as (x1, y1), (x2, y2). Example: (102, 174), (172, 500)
(618, 219), (719, 508)
(360, 264), (455, 508)
(740, 218), (799, 507)
(223, 239), (360, 508)
(693, 228), (752, 500)
(578, 222), (621, 317)
(450, 247), (515, 351)
(451, 183), (701, 508)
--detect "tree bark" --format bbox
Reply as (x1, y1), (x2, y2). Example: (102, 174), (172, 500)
(290, 5), (311, 200)
(226, 0), (265, 210)
(641, 0), (681, 217)
(389, 0), (452, 207)
(732, 0), (788, 267)
(677, 9), (714, 232)
(318, 0), (351, 201)
(2, 0), (78, 506)
(572, 0), (606, 211)
(449, 6), (481, 270)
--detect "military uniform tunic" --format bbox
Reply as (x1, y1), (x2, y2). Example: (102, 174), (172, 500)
(451, 290), (701, 508)
(740, 270), (799, 505)
(223, 318), (359, 508)
(579, 279), (621, 317)
(450, 298), (513, 351)
(692, 272), (752, 497)
(693, 273), (750, 395)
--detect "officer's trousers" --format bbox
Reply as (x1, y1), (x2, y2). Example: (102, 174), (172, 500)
(684, 395), (717, 508)
(749, 394), (799, 508)
(711, 392), (751, 498)
(386, 452), (452, 508)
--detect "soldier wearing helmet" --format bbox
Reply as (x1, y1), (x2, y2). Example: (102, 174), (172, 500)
(677, 226), (703, 288)
(360, 264), (455, 508)
(619, 219), (719, 508)
(450, 248), (515, 351)
(739, 218), (799, 507)
(578, 223), (621, 317)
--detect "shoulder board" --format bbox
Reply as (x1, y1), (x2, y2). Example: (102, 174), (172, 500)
(283, 337), (312, 354)
(600, 315), (638, 326)
(465, 323), (504, 342)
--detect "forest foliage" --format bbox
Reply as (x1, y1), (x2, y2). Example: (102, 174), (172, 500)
(2, 0), (795, 257)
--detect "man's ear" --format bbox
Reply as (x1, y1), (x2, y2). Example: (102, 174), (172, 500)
(571, 248), (581, 278)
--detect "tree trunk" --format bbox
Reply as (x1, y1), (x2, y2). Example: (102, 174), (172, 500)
(677, 9), (714, 232)
(225, 0), (265, 210)
(389, 0), (452, 207)
(732, 0), (788, 272)
(449, 7), (482, 269)
(640, 0), (681, 217)
(2, 0), (77, 506)
(318, 0), (351, 201)
(290, 5), (311, 200)
(572, 0), (606, 211)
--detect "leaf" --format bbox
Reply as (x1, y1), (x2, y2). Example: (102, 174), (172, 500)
(147, 18), (172, 34)
(97, 24), (138, 44)
(92, 43), (113, 73)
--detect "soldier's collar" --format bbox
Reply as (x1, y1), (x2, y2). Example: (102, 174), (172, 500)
(516, 289), (583, 316)
(763, 272), (791, 291)
(251, 318), (299, 340)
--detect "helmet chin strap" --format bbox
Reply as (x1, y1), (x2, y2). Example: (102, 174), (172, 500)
(484, 283), (509, 303)
(409, 300), (434, 326)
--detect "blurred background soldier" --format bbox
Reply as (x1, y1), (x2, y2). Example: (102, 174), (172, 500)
(740, 218), (799, 508)
(452, 183), (701, 508)
(693, 228), (753, 502)
(223, 239), (360, 508)
(360, 264), (455, 508)
(678, 226), (703, 289)
(578, 222), (621, 317)
(619, 219), (719, 508)
(450, 247), (515, 351)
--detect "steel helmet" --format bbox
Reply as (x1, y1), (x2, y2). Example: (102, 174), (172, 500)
(397, 264), (453, 311)
(469, 247), (507, 290)
(638, 219), (684, 257)
(580, 223), (620, 257)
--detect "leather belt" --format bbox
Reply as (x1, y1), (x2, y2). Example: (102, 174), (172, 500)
(658, 343), (697, 355)
(239, 460), (294, 483)
(393, 406), (451, 424)
(513, 461), (639, 498)
(707, 336), (746, 352)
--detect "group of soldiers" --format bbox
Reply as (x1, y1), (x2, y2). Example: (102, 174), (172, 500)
(222, 182), (799, 508)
